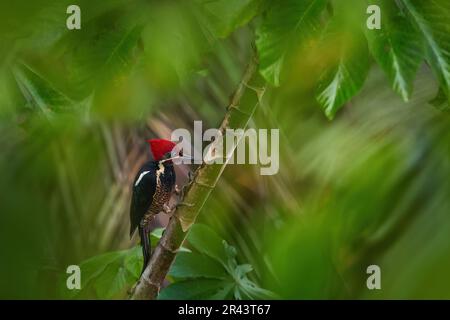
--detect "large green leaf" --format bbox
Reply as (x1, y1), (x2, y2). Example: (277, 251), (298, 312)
(255, 0), (328, 86)
(194, 0), (262, 38)
(168, 251), (228, 279)
(69, 245), (141, 298)
(123, 246), (142, 279)
(158, 278), (232, 300)
(401, 0), (450, 101)
(66, 227), (196, 299)
(77, 251), (125, 292)
(366, 0), (424, 101)
(188, 224), (228, 267)
(59, 20), (143, 99)
(222, 241), (277, 299)
(139, 2), (211, 90)
(430, 86), (450, 111)
(94, 263), (134, 299)
(315, 4), (370, 119)
(161, 224), (275, 300)
(12, 62), (75, 114)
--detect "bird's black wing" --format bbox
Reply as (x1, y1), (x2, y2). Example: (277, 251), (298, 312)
(129, 162), (157, 238)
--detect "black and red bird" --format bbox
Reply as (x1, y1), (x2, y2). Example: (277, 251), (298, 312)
(129, 139), (181, 275)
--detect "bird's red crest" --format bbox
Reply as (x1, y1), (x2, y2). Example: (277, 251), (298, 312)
(148, 139), (176, 161)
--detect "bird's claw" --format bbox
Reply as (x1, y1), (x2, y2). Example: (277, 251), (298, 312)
(174, 184), (181, 195)
(188, 171), (194, 183)
(163, 203), (174, 215)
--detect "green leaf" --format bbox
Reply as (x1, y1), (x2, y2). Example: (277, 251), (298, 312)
(58, 16), (143, 99)
(366, 1), (424, 101)
(169, 251), (228, 279)
(209, 283), (236, 299)
(236, 280), (278, 300)
(62, 251), (124, 299)
(139, 3), (211, 90)
(401, 0), (450, 99)
(12, 62), (74, 114)
(430, 87), (450, 111)
(123, 246), (142, 279)
(72, 246), (143, 299)
(255, 0), (328, 86)
(150, 227), (164, 240)
(78, 251), (125, 290)
(158, 278), (231, 300)
(187, 224), (228, 267)
(96, 24), (143, 86)
(195, 0), (262, 38)
(315, 6), (370, 119)
(167, 225), (276, 300)
(94, 263), (134, 299)
(222, 241), (278, 299)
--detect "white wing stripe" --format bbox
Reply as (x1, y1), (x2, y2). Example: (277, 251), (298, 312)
(135, 170), (150, 186)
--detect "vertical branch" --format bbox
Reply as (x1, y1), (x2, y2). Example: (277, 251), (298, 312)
(130, 52), (265, 299)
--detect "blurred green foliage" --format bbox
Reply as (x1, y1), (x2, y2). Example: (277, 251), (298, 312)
(161, 224), (275, 300)
(69, 225), (274, 300)
(0, 0), (449, 299)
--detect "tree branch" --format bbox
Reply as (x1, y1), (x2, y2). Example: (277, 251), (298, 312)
(130, 51), (265, 299)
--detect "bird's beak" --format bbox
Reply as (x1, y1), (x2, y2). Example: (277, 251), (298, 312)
(161, 155), (192, 163)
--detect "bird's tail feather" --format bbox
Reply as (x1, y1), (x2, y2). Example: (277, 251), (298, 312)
(139, 225), (151, 275)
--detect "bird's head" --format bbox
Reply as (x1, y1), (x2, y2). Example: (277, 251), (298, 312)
(148, 138), (191, 164)
(148, 139), (177, 162)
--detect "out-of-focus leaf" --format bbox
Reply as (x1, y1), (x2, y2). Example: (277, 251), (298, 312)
(55, 9), (143, 100)
(77, 251), (124, 290)
(401, 0), (450, 100)
(12, 62), (74, 114)
(372, 209), (450, 299)
(163, 224), (275, 300)
(430, 87), (449, 111)
(255, 0), (328, 86)
(123, 246), (142, 280)
(169, 251), (228, 279)
(140, 2), (210, 90)
(94, 263), (134, 299)
(315, 3), (369, 119)
(195, 0), (262, 38)
(158, 278), (230, 300)
(188, 224), (228, 266)
(0, 69), (16, 117)
(366, 0), (424, 101)
(222, 240), (277, 299)
(72, 246), (143, 299)
(265, 215), (338, 299)
(209, 283), (235, 300)
(95, 25), (143, 85)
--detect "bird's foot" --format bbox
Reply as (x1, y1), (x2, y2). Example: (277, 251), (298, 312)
(163, 203), (176, 215)
(188, 170), (194, 183)
(175, 182), (189, 200)
(174, 184), (181, 195)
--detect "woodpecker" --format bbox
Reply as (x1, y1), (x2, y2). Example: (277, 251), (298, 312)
(129, 139), (183, 275)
